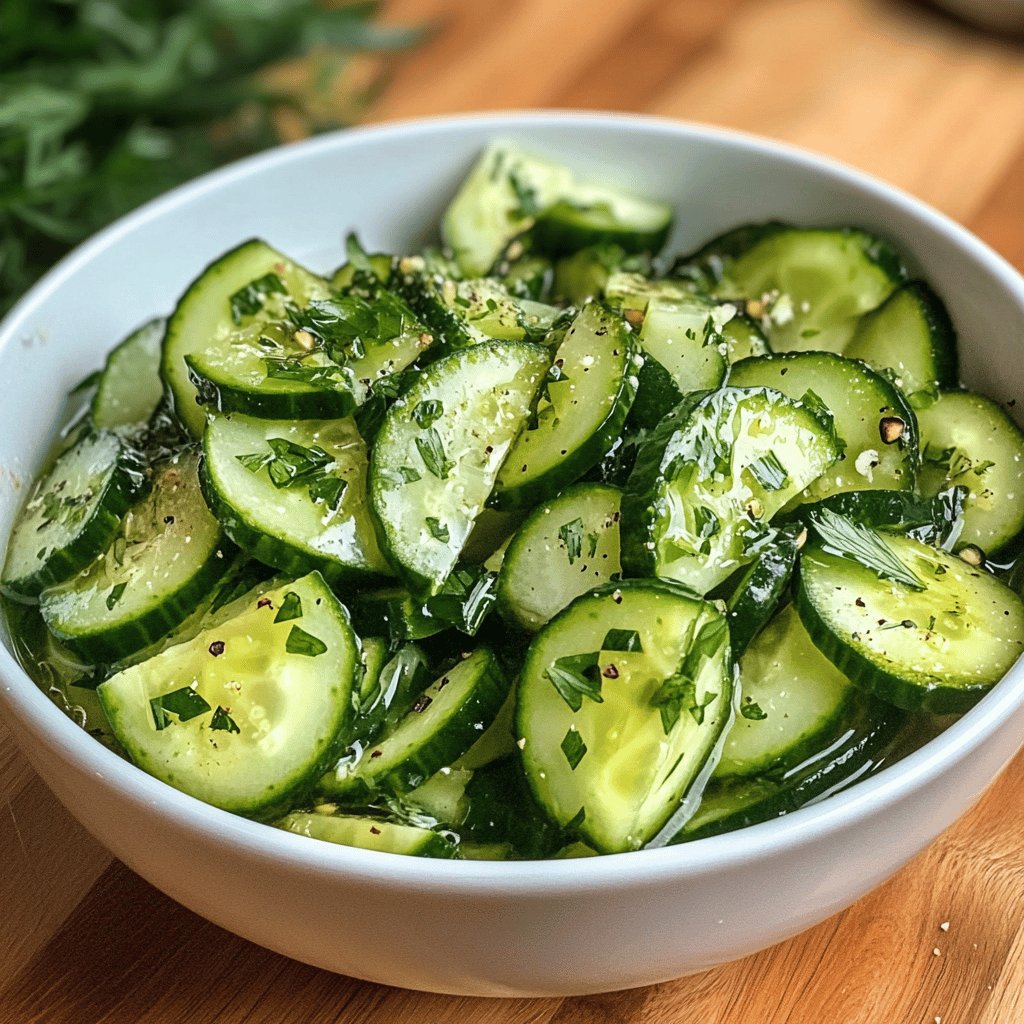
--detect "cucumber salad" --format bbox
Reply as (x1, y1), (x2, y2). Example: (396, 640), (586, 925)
(4, 141), (1024, 859)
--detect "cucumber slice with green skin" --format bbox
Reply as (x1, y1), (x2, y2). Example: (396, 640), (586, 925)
(163, 239), (334, 437)
(493, 304), (638, 510)
(724, 524), (800, 658)
(729, 351), (918, 500)
(604, 274), (770, 363)
(369, 340), (549, 596)
(627, 298), (732, 429)
(450, 279), (562, 342)
(41, 452), (235, 662)
(622, 386), (840, 594)
(329, 252), (395, 291)
(499, 254), (554, 302)
(278, 812), (457, 858)
(98, 573), (358, 819)
(201, 413), (392, 584)
(321, 647), (507, 798)
(497, 482), (621, 632)
(348, 588), (446, 644)
(670, 221), (791, 290)
(717, 605), (860, 778)
(517, 579), (733, 853)
(351, 642), (432, 748)
(784, 486), (967, 551)
(796, 532), (1024, 713)
(442, 141), (575, 277)
(694, 226), (905, 353)
(531, 184), (673, 256)
(845, 280), (958, 398)
(2, 431), (146, 598)
(92, 318), (165, 431)
(672, 695), (904, 843)
(552, 244), (652, 305)
(914, 390), (1024, 554)
(356, 635), (389, 709)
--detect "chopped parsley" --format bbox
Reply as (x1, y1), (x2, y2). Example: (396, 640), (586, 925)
(602, 628), (642, 653)
(650, 617), (727, 734)
(748, 450), (790, 492)
(426, 517), (450, 543)
(105, 581), (127, 611)
(415, 427), (453, 479)
(285, 625), (328, 657)
(560, 728), (587, 771)
(424, 567), (498, 636)
(274, 591), (303, 623)
(210, 706), (241, 734)
(413, 399), (443, 429)
(546, 651), (603, 711)
(236, 436), (345, 510)
(229, 272), (286, 324)
(740, 701), (768, 721)
(559, 517), (584, 565)
(150, 686), (212, 731)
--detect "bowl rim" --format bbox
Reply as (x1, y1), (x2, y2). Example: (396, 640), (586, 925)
(2, 108), (1024, 892)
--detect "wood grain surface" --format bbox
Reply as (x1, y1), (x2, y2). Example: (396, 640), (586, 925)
(3, 0), (1024, 1020)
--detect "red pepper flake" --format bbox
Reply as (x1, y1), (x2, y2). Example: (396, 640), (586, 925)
(603, 664), (619, 679)
(370, 749), (382, 759)
(413, 695), (433, 713)
(208, 640), (226, 657)
(257, 597), (273, 609)
(369, 826), (381, 835)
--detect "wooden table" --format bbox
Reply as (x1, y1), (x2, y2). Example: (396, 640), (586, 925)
(3, 1), (1024, 1020)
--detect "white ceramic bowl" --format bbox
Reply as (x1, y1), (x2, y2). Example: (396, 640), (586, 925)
(2, 112), (1024, 998)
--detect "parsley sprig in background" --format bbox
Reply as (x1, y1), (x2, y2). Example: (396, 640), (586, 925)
(0, 0), (421, 315)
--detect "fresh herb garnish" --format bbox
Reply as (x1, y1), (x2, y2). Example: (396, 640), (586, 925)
(344, 232), (376, 277)
(413, 399), (443, 429)
(210, 706), (241, 734)
(586, 532), (600, 558)
(424, 567), (499, 636)
(274, 591), (303, 623)
(560, 728), (587, 771)
(650, 617), (727, 734)
(415, 427), (453, 479)
(236, 436), (344, 509)
(263, 359), (352, 393)
(307, 474), (347, 512)
(105, 581), (127, 611)
(565, 806), (587, 830)
(748, 451), (789, 492)
(230, 273), (286, 323)
(508, 169), (541, 218)
(0, 3), (421, 316)
(810, 509), (926, 591)
(693, 505), (720, 542)
(150, 686), (212, 731)
(559, 518), (584, 565)
(426, 517), (450, 543)
(740, 701), (768, 721)
(546, 651), (603, 711)
(285, 625), (327, 658)
(602, 628), (642, 653)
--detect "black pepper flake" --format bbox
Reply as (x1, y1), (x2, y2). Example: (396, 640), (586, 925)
(413, 695), (433, 713)
(370, 826), (381, 835)
(257, 597), (273, 609)
(855, 597), (866, 608)
(163, 515), (175, 525)
(879, 416), (906, 445)
(603, 664), (619, 679)
(370, 749), (382, 759)
(208, 640), (226, 657)
(438, 676), (450, 689)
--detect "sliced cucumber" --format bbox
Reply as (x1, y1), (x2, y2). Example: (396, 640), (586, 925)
(622, 387), (840, 594)
(552, 244), (651, 305)
(41, 452), (233, 662)
(717, 605), (859, 778)
(321, 647), (507, 797)
(845, 280), (958, 397)
(729, 351), (918, 500)
(201, 413), (391, 583)
(450, 279), (561, 342)
(672, 696), (903, 843)
(442, 141), (574, 276)
(693, 226), (904, 353)
(92, 318), (165, 431)
(351, 642), (432, 748)
(915, 390), (1024, 554)
(517, 579), (733, 853)
(278, 811), (457, 858)
(797, 530), (1024, 712)
(2, 431), (146, 598)
(98, 573), (358, 818)
(369, 341), (549, 595)
(348, 587), (445, 644)
(532, 181), (673, 256)
(499, 253), (554, 302)
(497, 482), (621, 632)
(724, 524), (800, 657)
(163, 239), (335, 437)
(493, 304), (637, 509)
